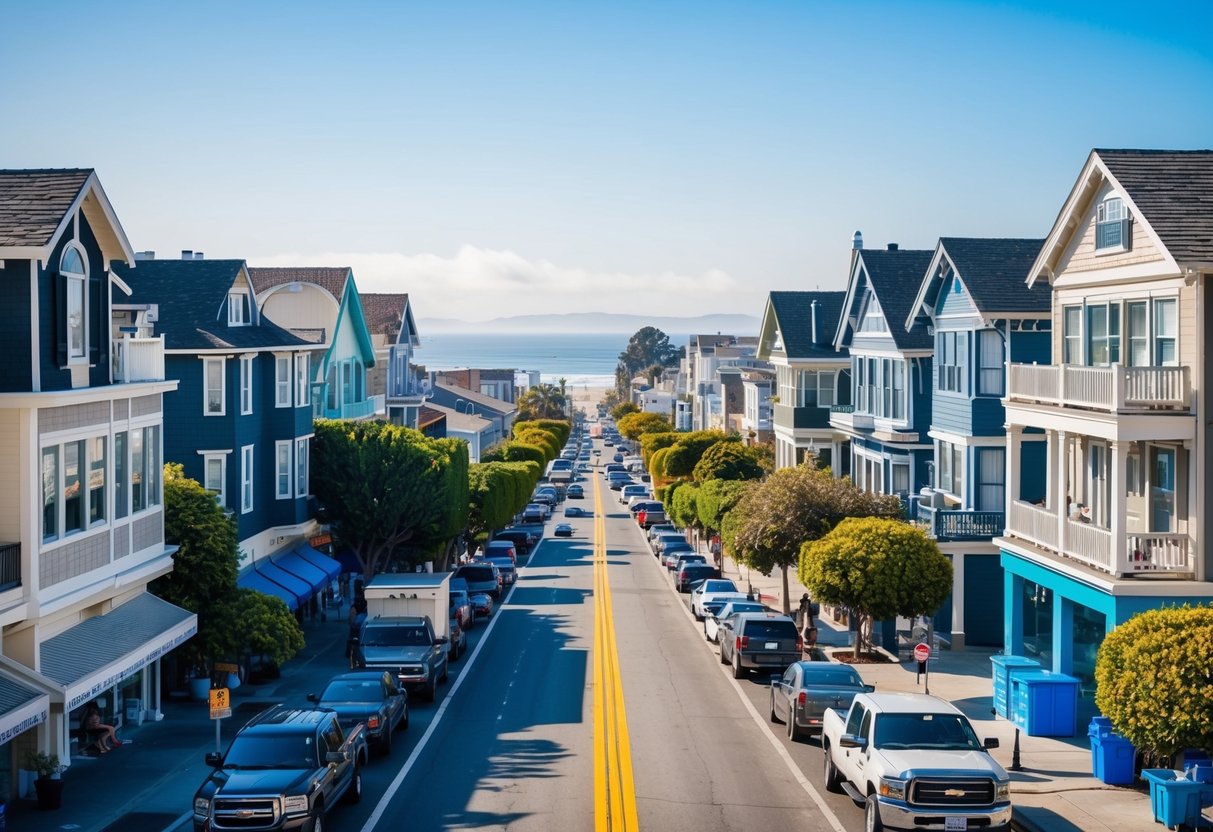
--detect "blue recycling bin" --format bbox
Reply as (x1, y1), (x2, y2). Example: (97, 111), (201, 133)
(1011, 670), (1079, 737)
(1142, 769), (1211, 830)
(1088, 717), (1135, 784)
(990, 655), (1041, 720)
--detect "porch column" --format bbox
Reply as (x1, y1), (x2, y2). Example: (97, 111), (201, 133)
(950, 553), (966, 651)
(1110, 440), (1128, 575)
(1006, 425), (1022, 508)
(1056, 431), (1068, 554)
(1052, 593), (1074, 675)
(1045, 429), (1057, 508)
(1004, 572), (1024, 655)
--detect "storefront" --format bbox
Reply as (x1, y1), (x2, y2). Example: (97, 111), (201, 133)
(0, 673), (50, 800)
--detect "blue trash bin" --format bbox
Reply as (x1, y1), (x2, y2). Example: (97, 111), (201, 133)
(1143, 769), (1209, 830)
(1088, 717), (1135, 785)
(1012, 671), (1079, 737)
(990, 655), (1041, 720)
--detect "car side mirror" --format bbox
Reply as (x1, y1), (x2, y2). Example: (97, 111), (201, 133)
(865, 684), (876, 692)
(325, 751), (347, 765)
(983, 737), (1000, 749)
(839, 734), (867, 750)
(205, 752), (222, 767)
(306, 693), (320, 703)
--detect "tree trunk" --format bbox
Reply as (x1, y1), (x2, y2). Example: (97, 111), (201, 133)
(780, 565), (791, 615)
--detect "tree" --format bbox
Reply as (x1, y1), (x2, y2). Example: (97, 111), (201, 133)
(692, 441), (765, 482)
(667, 482), (700, 531)
(663, 431), (738, 479)
(468, 461), (540, 542)
(724, 466), (902, 615)
(211, 589), (306, 668)
(517, 383), (569, 421)
(615, 326), (680, 394)
(611, 402), (640, 421)
(1095, 605), (1213, 762)
(696, 479), (751, 537)
(617, 411), (672, 440)
(801, 517), (952, 656)
(639, 431), (679, 468)
(312, 420), (469, 578)
(482, 440), (547, 469)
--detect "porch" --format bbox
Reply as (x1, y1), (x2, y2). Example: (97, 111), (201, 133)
(1007, 363), (1190, 413)
(111, 334), (165, 383)
(828, 404), (873, 432)
(915, 503), (1005, 542)
(386, 346), (428, 401)
(319, 394), (384, 421)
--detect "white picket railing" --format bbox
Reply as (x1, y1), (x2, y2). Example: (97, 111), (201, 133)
(1125, 533), (1191, 574)
(113, 335), (165, 383)
(1065, 520), (1113, 572)
(1008, 500), (1057, 549)
(1008, 363), (1190, 412)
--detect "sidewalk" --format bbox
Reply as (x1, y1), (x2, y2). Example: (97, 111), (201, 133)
(711, 546), (1212, 832)
(6, 612), (351, 832)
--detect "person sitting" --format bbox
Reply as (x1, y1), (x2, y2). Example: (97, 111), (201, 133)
(83, 702), (121, 753)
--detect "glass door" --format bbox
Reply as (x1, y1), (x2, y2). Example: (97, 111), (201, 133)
(1150, 447), (1175, 532)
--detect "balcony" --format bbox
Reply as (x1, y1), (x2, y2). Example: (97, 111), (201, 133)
(1005, 500), (1194, 578)
(828, 404), (874, 432)
(0, 542), (19, 592)
(1007, 363), (1190, 413)
(386, 348), (428, 402)
(774, 402), (832, 430)
(916, 503), (1005, 542)
(112, 335), (165, 383)
(320, 395), (385, 421)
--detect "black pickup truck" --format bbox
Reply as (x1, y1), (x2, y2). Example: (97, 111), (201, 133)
(192, 705), (368, 832)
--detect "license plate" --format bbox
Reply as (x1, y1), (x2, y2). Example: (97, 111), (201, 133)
(765, 641), (779, 650)
(945, 818), (967, 831)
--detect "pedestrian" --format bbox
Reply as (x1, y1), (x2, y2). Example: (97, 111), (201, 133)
(803, 623), (819, 654)
(797, 592), (812, 627)
(83, 701), (121, 752)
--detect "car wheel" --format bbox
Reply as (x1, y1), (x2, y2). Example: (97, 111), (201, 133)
(379, 726), (392, 756)
(864, 794), (883, 832)
(788, 712), (803, 742)
(731, 652), (747, 680)
(345, 765), (363, 804)
(425, 675), (437, 702)
(769, 691), (782, 724)
(824, 744), (844, 793)
(440, 659), (449, 683)
(719, 641), (729, 664)
(311, 810), (324, 832)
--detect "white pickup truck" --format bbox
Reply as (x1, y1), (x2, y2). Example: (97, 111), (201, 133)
(821, 692), (1011, 831)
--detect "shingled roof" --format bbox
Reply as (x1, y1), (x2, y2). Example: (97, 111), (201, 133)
(361, 292), (409, 337)
(853, 249), (935, 351)
(248, 267), (351, 300)
(0, 168), (93, 248)
(113, 260), (317, 351)
(1097, 149), (1213, 263)
(767, 291), (847, 358)
(938, 238), (1049, 314)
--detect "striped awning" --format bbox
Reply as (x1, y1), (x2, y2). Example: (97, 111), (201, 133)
(238, 568), (299, 611)
(0, 671), (49, 744)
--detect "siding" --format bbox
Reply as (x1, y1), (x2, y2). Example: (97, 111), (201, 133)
(1018, 439), (1047, 503)
(41, 530), (110, 587)
(259, 284), (340, 343)
(936, 274), (982, 325)
(1009, 330), (1050, 365)
(931, 392), (973, 436)
(1056, 180), (1166, 274)
(963, 553), (1004, 647)
(0, 410), (19, 541)
(0, 259), (33, 392)
(970, 398), (1005, 437)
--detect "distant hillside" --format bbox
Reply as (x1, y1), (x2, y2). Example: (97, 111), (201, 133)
(419, 312), (760, 335)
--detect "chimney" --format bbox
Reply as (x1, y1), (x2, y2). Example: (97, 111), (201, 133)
(135, 250), (155, 261)
(887, 243), (899, 251)
(810, 299), (819, 345)
(181, 249), (193, 260)
(852, 230), (863, 250)
(194, 251), (204, 260)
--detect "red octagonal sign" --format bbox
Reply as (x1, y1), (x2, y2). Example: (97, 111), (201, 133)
(913, 642), (931, 662)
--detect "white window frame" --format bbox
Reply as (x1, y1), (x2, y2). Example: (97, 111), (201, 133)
(1095, 196), (1130, 252)
(1153, 298), (1178, 366)
(201, 451), (228, 507)
(227, 291), (247, 325)
(62, 244), (89, 363)
(204, 357), (226, 416)
(275, 440), (292, 500)
(295, 353), (311, 407)
(239, 354), (254, 415)
(241, 445), (254, 514)
(275, 354), (292, 407)
(977, 329), (1004, 396)
(296, 435), (311, 498)
(1063, 305), (1083, 365)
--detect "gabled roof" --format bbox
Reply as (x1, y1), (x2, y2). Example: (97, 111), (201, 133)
(114, 259), (319, 351)
(426, 402), (493, 433)
(763, 291), (847, 359)
(835, 248), (934, 351)
(431, 380), (516, 414)
(0, 168), (134, 263)
(248, 267), (351, 303)
(907, 238), (1049, 329)
(361, 292), (419, 347)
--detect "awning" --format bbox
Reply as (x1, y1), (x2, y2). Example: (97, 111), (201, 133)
(0, 671), (49, 744)
(272, 550), (328, 593)
(237, 568), (299, 611)
(39, 593), (197, 711)
(335, 549), (362, 574)
(253, 560), (312, 607)
(293, 545), (341, 581)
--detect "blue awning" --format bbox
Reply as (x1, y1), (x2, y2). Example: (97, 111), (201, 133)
(335, 549), (362, 574)
(293, 545), (341, 581)
(272, 550), (328, 592)
(254, 560), (312, 606)
(238, 569), (299, 611)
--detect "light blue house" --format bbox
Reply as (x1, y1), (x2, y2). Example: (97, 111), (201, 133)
(905, 237), (1051, 648)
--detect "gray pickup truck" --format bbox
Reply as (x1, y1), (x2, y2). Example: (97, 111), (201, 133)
(350, 615), (449, 701)
(193, 704), (368, 832)
(769, 661), (874, 741)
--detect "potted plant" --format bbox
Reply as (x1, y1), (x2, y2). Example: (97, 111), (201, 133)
(23, 751), (63, 810)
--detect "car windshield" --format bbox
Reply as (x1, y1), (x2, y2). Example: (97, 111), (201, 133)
(701, 580), (737, 593)
(720, 603), (764, 616)
(873, 713), (983, 751)
(321, 679), (381, 702)
(800, 668), (863, 687)
(363, 625), (430, 647)
(743, 620), (797, 639)
(223, 734), (318, 769)
(456, 567), (494, 583)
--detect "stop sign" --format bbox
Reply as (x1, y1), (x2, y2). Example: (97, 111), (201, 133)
(913, 642), (931, 662)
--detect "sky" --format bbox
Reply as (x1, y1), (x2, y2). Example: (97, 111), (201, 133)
(3, 0), (1212, 325)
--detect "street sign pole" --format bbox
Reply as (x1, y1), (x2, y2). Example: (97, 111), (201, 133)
(209, 686), (232, 754)
(913, 643), (931, 695)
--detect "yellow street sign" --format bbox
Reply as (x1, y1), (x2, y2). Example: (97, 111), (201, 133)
(209, 687), (231, 719)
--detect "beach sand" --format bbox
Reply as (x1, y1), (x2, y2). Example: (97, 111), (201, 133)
(568, 385), (608, 417)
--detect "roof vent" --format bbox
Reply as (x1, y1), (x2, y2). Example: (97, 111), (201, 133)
(181, 249), (193, 260)
(194, 251), (204, 260)
(135, 250), (155, 261)
(852, 230), (863, 250)
(887, 243), (899, 251)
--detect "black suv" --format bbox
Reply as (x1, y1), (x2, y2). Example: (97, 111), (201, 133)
(717, 612), (802, 679)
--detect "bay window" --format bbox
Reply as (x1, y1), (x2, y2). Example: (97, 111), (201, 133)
(42, 447), (58, 542)
(936, 331), (967, 393)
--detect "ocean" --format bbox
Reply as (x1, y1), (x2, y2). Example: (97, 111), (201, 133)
(415, 332), (685, 388)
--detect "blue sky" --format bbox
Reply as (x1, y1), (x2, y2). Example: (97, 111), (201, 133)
(4, 1), (1212, 323)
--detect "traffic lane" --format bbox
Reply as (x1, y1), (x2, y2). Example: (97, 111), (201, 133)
(364, 534), (596, 832)
(603, 507), (844, 832)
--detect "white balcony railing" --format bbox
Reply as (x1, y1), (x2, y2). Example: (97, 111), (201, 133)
(1007, 363), (1190, 412)
(112, 334), (166, 383)
(1005, 500), (1193, 577)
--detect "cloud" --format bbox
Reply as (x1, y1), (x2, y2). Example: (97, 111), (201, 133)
(247, 245), (745, 321)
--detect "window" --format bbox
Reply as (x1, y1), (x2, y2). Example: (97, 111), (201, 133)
(64, 440), (85, 534)
(939, 440), (964, 497)
(42, 447), (58, 542)
(227, 291), (246, 325)
(1095, 197), (1130, 251)
(89, 437), (106, 526)
(275, 441), (292, 500)
(295, 353), (311, 407)
(62, 246), (87, 361)
(853, 359), (866, 412)
(1127, 302), (1149, 366)
(1154, 299), (1177, 366)
(891, 360), (905, 420)
(204, 358), (225, 415)
(936, 331), (967, 393)
(1063, 306), (1082, 364)
(296, 437), (310, 498)
(240, 355), (254, 415)
(241, 445), (254, 514)
(1086, 302), (1120, 366)
(977, 330), (1004, 395)
(115, 432), (128, 520)
(977, 448), (1005, 512)
(891, 463), (910, 495)
(204, 453), (226, 507)
(1150, 447), (1175, 532)
(275, 355), (292, 407)
(41, 433), (123, 540)
(130, 425), (161, 513)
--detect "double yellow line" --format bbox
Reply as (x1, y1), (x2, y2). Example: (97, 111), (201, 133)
(592, 476), (639, 832)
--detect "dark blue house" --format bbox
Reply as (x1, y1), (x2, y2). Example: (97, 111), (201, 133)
(905, 237), (1051, 648)
(114, 257), (328, 594)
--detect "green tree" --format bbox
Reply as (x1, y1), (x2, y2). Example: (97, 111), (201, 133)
(667, 482), (700, 531)
(615, 326), (680, 394)
(1095, 605), (1213, 762)
(312, 420), (469, 578)
(801, 517), (952, 656)
(517, 384), (569, 421)
(724, 466), (902, 615)
(663, 431), (738, 479)
(611, 401), (640, 421)
(468, 461), (540, 542)
(211, 589), (306, 668)
(639, 431), (679, 468)
(692, 441), (765, 482)
(482, 440), (547, 469)
(696, 479), (751, 536)
(617, 411), (672, 440)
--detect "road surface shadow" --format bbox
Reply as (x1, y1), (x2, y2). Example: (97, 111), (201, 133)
(509, 586), (593, 606)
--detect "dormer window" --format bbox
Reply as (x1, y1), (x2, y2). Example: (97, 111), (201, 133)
(228, 291), (247, 325)
(1095, 196), (1130, 251)
(61, 245), (88, 361)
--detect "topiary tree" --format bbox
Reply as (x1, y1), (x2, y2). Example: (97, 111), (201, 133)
(1095, 605), (1213, 763)
(212, 588), (306, 671)
(668, 483), (700, 532)
(617, 411), (673, 440)
(611, 401), (640, 420)
(663, 431), (738, 479)
(801, 517), (952, 656)
(696, 479), (751, 537)
(692, 441), (765, 482)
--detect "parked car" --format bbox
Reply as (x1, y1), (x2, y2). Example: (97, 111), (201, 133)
(454, 563), (501, 599)
(652, 532), (687, 555)
(688, 579), (740, 619)
(675, 563), (718, 592)
(493, 529), (535, 556)
(482, 555), (517, 587)
(620, 484), (649, 504)
(350, 616), (449, 701)
(717, 612), (802, 679)
(608, 474), (634, 491)
(647, 523), (677, 542)
(704, 599), (765, 643)
(564, 505), (589, 517)
(566, 484), (585, 499)
(663, 546), (699, 570)
(449, 589), (473, 631)
(470, 592), (493, 619)
(483, 539), (517, 565)
(554, 523), (574, 537)
(448, 609), (467, 661)
(522, 503), (547, 523)
(308, 670), (409, 754)
(769, 662), (872, 741)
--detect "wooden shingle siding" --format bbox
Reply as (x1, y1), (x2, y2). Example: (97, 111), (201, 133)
(131, 394), (161, 418)
(1178, 282), (1197, 369)
(39, 401), (110, 435)
(1056, 181), (1165, 274)
(0, 410), (18, 541)
(41, 531), (110, 587)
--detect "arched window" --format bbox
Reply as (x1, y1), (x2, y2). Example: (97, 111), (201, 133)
(61, 245), (88, 360)
(1095, 196), (1130, 251)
